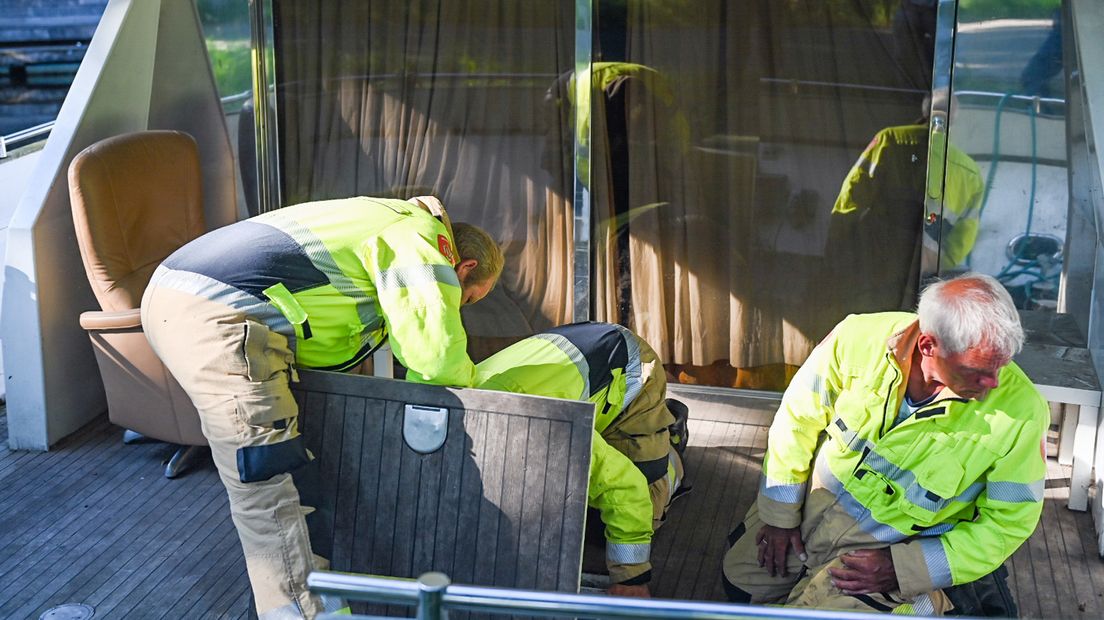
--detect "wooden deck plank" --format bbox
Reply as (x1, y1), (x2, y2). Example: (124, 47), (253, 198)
(18, 466), (223, 617)
(661, 419), (733, 597)
(1024, 482), (1062, 615)
(1050, 491), (1099, 616)
(0, 432), (154, 578)
(668, 419), (741, 597)
(0, 413), (111, 476)
(692, 423), (765, 601)
(685, 421), (759, 601)
(114, 502), (241, 617)
(77, 485), (230, 616)
(162, 525), (248, 618)
(1039, 490), (1083, 617)
(0, 417), (120, 519)
(0, 447), (209, 615)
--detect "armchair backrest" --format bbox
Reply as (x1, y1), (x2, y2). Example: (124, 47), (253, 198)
(69, 131), (206, 312)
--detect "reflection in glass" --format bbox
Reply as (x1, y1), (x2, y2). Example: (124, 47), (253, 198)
(946, 1), (1067, 311)
(197, 0), (254, 220)
(591, 1), (935, 390)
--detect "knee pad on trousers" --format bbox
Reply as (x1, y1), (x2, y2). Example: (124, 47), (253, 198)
(722, 574), (753, 604)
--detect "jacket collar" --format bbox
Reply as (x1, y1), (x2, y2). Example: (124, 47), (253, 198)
(886, 318), (966, 405)
(407, 195), (458, 266)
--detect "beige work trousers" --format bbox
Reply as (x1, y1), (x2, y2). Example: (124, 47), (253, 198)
(142, 286), (331, 619)
(722, 504), (951, 615)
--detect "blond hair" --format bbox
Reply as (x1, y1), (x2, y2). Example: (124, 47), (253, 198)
(452, 222), (504, 285)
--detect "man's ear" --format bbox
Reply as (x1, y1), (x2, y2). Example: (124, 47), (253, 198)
(455, 258), (478, 283)
(918, 333), (938, 357)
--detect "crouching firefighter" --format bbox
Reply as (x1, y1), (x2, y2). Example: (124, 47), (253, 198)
(475, 321), (690, 598)
(141, 196), (503, 619)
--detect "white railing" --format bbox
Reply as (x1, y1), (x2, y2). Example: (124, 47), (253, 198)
(0, 89), (253, 159)
(0, 121), (53, 159)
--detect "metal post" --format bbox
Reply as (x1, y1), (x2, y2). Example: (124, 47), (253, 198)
(248, 0), (281, 212)
(416, 572), (450, 620)
(571, 0), (593, 322)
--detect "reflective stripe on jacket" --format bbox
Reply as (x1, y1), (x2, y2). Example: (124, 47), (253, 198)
(760, 312), (1047, 597)
(475, 321), (672, 583)
(152, 196), (476, 387)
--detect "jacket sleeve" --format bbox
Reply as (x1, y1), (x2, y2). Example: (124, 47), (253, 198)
(588, 429), (655, 584)
(758, 330), (841, 528)
(366, 222), (477, 388)
(891, 409), (1047, 598)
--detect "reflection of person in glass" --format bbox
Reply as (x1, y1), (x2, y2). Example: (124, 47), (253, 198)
(826, 104), (984, 316)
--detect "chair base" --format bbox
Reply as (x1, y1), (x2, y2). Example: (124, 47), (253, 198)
(164, 444), (207, 479)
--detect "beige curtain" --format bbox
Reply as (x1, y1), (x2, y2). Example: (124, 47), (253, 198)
(275, 1), (576, 360)
(275, 0), (933, 385)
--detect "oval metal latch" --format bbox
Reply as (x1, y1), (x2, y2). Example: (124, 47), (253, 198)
(403, 404), (449, 454)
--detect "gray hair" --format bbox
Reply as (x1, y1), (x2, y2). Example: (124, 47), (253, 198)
(917, 272), (1024, 358)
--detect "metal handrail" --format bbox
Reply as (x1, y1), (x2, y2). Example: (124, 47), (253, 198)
(0, 89), (254, 159)
(0, 121), (53, 159)
(309, 571), (896, 620)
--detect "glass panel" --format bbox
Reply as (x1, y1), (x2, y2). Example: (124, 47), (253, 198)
(591, 1), (937, 390)
(944, 0), (1066, 312)
(196, 0), (254, 219)
(271, 1), (576, 363)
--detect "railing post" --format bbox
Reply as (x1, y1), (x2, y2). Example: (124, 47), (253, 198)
(416, 572), (450, 620)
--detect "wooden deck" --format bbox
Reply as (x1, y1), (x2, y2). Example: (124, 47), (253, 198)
(2, 393), (1104, 618)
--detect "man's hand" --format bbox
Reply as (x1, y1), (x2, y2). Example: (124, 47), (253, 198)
(755, 525), (807, 578)
(828, 548), (899, 594)
(608, 583), (651, 598)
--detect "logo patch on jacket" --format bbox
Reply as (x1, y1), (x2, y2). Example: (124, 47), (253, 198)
(437, 234), (455, 263)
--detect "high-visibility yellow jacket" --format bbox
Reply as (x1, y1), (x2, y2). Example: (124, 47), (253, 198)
(759, 312), (1047, 598)
(833, 124), (984, 269)
(475, 321), (674, 584)
(153, 196), (476, 387)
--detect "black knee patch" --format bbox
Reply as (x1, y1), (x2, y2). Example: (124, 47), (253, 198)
(721, 573), (753, 604)
(727, 522), (746, 546)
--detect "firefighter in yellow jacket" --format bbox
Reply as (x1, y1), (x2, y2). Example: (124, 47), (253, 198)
(141, 196), (503, 619)
(475, 321), (689, 598)
(722, 273), (1047, 616)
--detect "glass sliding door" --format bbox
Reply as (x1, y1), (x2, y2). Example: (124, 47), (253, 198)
(939, 0), (1070, 314)
(589, 1), (938, 390)
(270, 1), (577, 362)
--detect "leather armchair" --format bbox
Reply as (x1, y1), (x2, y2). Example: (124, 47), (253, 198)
(68, 130), (210, 478)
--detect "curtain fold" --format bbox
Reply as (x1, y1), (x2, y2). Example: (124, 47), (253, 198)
(275, 0), (576, 361)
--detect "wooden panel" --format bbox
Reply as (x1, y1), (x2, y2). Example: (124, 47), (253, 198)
(292, 370), (593, 597)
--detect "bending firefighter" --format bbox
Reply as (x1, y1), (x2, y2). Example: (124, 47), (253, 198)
(141, 196), (503, 619)
(475, 321), (689, 598)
